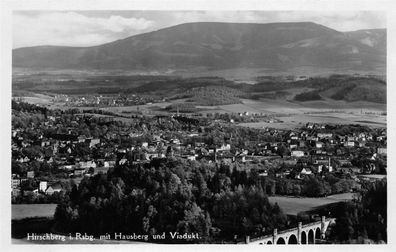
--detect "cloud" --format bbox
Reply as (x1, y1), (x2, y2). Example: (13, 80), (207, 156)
(13, 11), (155, 48)
(170, 11), (265, 23)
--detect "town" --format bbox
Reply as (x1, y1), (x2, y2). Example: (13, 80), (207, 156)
(11, 99), (386, 202)
(52, 94), (161, 107)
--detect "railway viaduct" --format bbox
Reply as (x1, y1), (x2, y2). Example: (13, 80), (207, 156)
(241, 216), (336, 244)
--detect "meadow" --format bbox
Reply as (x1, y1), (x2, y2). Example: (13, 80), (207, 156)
(240, 112), (386, 129)
(268, 193), (355, 216)
(12, 204), (57, 220)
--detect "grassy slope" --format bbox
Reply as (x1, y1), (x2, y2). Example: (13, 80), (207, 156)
(268, 193), (355, 215)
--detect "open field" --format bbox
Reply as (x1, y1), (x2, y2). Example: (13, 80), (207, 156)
(240, 111), (386, 129)
(198, 98), (304, 114)
(268, 193), (355, 216)
(16, 93), (54, 105)
(358, 174), (387, 180)
(198, 98), (385, 114)
(100, 101), (173, 114)
(325, 193), (358, 200)
(12, 204), (57, 220)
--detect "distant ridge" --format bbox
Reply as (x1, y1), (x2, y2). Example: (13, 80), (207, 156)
(13, 22), (386, 72)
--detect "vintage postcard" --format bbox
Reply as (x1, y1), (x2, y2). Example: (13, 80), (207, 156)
(1, 0), (395, 251)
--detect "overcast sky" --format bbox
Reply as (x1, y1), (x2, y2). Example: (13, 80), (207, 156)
(13, 11), (386, 48)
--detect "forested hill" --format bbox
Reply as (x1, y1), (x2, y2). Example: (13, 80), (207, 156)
(13, 22), (385, 73)
(13, 74), (386, 105)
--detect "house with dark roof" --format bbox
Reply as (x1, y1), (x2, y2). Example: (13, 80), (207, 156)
(45, 182), (63, 195)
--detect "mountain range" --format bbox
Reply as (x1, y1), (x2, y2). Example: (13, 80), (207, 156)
(12, 22), (386, 73)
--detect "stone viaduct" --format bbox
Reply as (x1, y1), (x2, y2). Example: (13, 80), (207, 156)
(241, 216), (336, 244)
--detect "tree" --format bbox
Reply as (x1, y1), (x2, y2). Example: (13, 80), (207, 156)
(328, 179), (387, 243)
(277, 144), (289, 158)
(167, 173), (181, 195)
(292, 184), (301, 196)
(143, 205), (158, 234)
(177, 203), (212, 242)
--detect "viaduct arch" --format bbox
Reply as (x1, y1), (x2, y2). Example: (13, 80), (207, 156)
(243, 216), (335, 245)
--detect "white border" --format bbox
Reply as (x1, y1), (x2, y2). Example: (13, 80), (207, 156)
(1, 1), (395, 252)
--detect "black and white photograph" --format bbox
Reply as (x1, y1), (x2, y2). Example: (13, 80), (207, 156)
(1, 0), (394, 249)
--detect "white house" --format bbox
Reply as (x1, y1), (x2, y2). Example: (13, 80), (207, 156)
(89, 138), (101, 147)
(186, 155), (196, 161)
(46, 183), (63, 195)
(11, 175), (20, 189)
(79, 160), (97, 169)
(219, 144), (231, 151)
(317, 133), (333, 139)
(291, 150), (305, 157)
(258, 170), (268, 177)
(315, 142), (323, 149)
(300, 168), (312, 175)
(27, 171), (35, 179)
(39, 181), (48, 192)
(296, 168), (312, 179)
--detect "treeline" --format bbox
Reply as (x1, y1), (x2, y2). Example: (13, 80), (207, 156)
(344, 85), (386, 104)
(53, 158), (288, 243)
(328, 179), (387, 243)
(131, 77), (236, 94)
(12, 99), (48, 114)
(12, 190), (68, 204)
(330, 84), (356, 100)
(315, 124), (373, 135)
(294, 90), (322, 101)
(13, 75), (176, 94)
(165, 103), (200, 113)
(250, 91), (290, 100)
(260, 173), (358, 197)
(184, 86), (243, 106)
(249, 75), (385, 103)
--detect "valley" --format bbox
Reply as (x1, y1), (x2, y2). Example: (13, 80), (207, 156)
(10, 19), (387, 245)
(13, 71), (386, 131)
